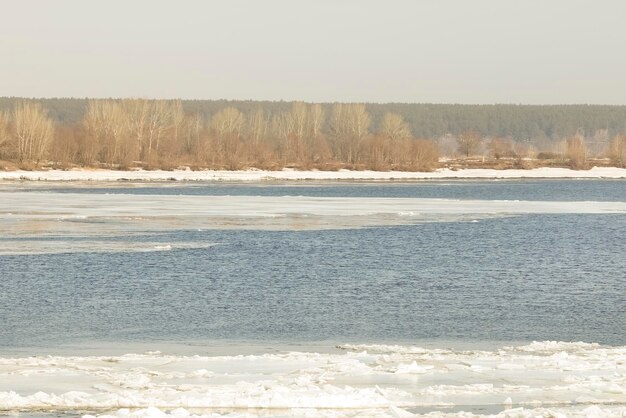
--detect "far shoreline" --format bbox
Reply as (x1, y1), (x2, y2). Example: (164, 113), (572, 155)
(1, 166), (626, 182)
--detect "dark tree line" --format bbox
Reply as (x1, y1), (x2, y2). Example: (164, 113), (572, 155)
(2, 98), (626, 141)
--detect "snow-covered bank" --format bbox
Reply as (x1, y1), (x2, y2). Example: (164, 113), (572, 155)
(1, 166), (626, 182)
(0, 341), (624, 417)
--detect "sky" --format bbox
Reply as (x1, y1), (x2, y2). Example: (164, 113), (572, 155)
(1, 0), (625, 104)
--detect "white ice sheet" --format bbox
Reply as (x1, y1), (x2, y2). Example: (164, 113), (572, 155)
(1, 341), (624, 417)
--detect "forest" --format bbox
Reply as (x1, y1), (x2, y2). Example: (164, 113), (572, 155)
(0, 97), (625, 171)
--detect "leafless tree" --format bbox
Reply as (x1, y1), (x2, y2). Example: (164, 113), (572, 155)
(566, 134), (587, 169)
(210, 107), (245, 168)
(170, 100), (185, 145)
(122, 99), (150, 160)
(609, 135), (626, 167)
(13, 101), (55, 163)
(0, 112), (10, 153)
(270, 111), (293, 163)
(457, 130), (482, 157)
(308, 104), (325, 140)
(380, 112), (411, 142)
(146, 100), (178, 156)
(210, 107), (245, 138)
(246, 108), (268, 146)
(290, 102), (308, 141)
(330, 103), (370, 164)
(588, 129), (609, 158)
(84, 100), (131, 165)
(181, 113), (204, 156)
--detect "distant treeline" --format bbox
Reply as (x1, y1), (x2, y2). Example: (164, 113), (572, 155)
(0, 97), (625, 171)
(2, 97), (626, 140)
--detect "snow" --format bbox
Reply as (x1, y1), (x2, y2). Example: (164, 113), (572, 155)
(0, 166), (626, 182)
(0, 341), (624, 417)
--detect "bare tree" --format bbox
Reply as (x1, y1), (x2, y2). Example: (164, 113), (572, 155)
(181, 113), (204, 156)
(566, 134), (587, 169)
(457, 130), (482, 157)
(609, 135), (626, 167)
(13, 101), (55, 163)
(346, 104), (370, 143)
(304, 103), (327, 165)
(588, 129), (609, 158)
(82, 100), (106, 164)
(210, 107), (245, 168)
(0, 112), (10, 152)
(270, 111), (293, 163)
(379, 112), (411, 141)
(246, 108), (268, 146)
(146, 100), (179, 157)
(84, 100), (131, 165)
(170, 100), (185, 145)
(330, 103), (370, 164)
(210, 107), (245, 138)
(308, 104), (325, 140)
(290, 102), (308, 141)
(123, 99), (150, 160)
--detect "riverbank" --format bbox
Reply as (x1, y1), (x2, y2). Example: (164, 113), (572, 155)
(1, 166), (626, 182)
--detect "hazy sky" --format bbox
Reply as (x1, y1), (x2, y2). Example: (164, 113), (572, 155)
(2, 0), (625, 104)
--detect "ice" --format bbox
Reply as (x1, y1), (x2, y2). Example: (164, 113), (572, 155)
(0, 240), (216, 255)
(1, 166), (626, 182)
(1, 192), (624, 238)
(0, 342), (624, 417)
(153, 244), (172, 251)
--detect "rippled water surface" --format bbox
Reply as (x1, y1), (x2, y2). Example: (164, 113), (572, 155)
(8, 178), (626, 200)
(2, 179), (626, 417)
(1, 180), (624, 350)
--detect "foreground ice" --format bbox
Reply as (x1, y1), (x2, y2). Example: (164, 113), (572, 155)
(0, 341), (624, 417)
(1, 167), (626, 182)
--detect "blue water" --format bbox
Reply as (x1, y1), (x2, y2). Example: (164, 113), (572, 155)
(12, 179), (626, 201)
(1, 180), (625, 350)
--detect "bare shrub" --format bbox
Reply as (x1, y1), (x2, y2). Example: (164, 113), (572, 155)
(489, 138), (516, 159)
(566, 136), (587, 169)
(609, 135), (626, 167)
(537, 152), (559, 160)
(409, 139), (439, 171)
(362, 135), (391, 171)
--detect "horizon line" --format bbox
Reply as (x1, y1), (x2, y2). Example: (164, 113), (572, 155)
(1, 96), (625, 107)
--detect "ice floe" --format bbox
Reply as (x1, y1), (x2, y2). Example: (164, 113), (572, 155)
(1, 192), (625, 235)
(0, 341), (624, 417)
